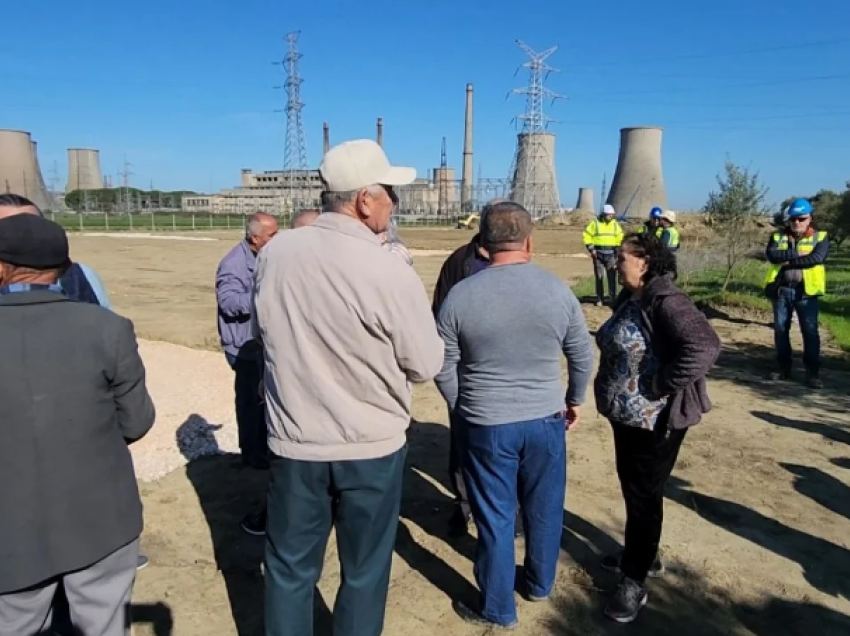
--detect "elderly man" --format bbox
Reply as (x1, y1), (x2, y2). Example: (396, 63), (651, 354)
(0, 214), (155, 636)
(291, 208), (320, 228)
(254, 139), (443, 636)
(216, 212), (278, 535)
(435, 202), (594, 629)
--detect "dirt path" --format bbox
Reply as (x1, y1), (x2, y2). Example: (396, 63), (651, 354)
(129, 307), (850, 636)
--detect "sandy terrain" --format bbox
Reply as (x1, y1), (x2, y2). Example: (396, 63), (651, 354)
(66, 228), (850, 636)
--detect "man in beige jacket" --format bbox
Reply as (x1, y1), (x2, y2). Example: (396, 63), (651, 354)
(253, 139), (443, 636)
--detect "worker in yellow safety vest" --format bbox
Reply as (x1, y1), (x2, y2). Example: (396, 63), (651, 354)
(658, 210), (680, 252)
(637, 207), (663, 236)
(764, 198), (829, 389)
(583, 204), (624, 306)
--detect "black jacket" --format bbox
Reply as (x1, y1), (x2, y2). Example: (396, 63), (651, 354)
(432, 234), (487, 317)
(0, 290), (155, 593)
(611, 275), (720, 430)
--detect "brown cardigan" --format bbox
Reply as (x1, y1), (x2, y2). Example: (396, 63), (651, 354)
(613, 274), (721, 430)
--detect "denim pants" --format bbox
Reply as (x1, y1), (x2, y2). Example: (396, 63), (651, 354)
(462, 413), (567, 626)
(264, 446), (407, 636)
(773, 285), (820, 375)
(226, 352), (267, 465)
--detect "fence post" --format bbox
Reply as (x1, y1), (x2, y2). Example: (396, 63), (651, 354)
(105, 212), (109, 231)
(79, 213), (83, 232)
(192, 214), (196, 230)
(152, 213), (156, 232)
(209, 214), (213, 229)
(227, 215), (231, 230)
(129, 213), (133, 230)
(172, 214), (176, 231)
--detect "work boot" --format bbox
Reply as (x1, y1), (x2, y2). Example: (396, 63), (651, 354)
(600, 553), (665, 578)
(452, 600), (518, 631)
(769, 368), (791, 381)
(806, 372), (824, 390)
(604, 577), (648, 623)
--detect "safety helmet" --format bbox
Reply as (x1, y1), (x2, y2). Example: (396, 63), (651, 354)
(787, 198), (813, 218)
(602, 204), (616, 216)
(650, 206), (663, 220)
(660, 210), (677, 224)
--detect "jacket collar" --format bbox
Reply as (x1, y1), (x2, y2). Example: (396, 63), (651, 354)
(0, 289), (70, 306)
(312, 212), (382, 246)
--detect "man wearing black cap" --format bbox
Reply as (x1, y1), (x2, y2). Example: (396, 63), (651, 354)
(0, 214), (155, 636)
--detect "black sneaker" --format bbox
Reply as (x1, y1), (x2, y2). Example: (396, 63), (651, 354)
(806, 373), (824, 390)
(137, 555), (150, 571)
(448, 507), (471, 538)
(452, 600), (517, 630)
(600, 553), (665, 578)
(604, 577), (648, 623)
(240, 509), (267, 536)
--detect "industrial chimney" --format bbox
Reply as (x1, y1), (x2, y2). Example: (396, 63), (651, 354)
(575, 188), (595, 214)
(461, 83), (474, 212)
(66, 148), (104, 193)
(0, 129), (52, 210)
(606, 127), (667, 218)
(323, 122), (330, 156)
(376, 118), (384, 147)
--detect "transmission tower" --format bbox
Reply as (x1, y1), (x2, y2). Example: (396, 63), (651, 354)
(507, 40), (566, 218)
(438, 137), (448, 217)
(120, 156), (135, 214)
(275, 31), (308, 213)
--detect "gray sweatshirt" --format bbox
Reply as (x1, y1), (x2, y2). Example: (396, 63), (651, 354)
(435, 262), (594, 426)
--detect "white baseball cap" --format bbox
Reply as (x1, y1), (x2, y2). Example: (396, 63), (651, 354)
(661, 210), (677, 224)
(319, 139), (416, 191)
(602, 204), (616, 215)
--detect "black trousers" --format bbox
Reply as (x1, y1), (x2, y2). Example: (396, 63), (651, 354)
(594, 253), (618, 303)
(264, 446), (407, 636)
(611, 422), (687, 583)
(448, 410), (472, 519)
(226, 353), (267, 466)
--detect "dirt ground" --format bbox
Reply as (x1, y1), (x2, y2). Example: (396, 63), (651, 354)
(67, 228), (850, 636)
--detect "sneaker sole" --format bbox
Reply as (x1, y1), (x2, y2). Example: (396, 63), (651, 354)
(605, 593), (648, 624)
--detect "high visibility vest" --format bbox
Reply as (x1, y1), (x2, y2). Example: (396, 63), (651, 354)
(638, 224), (663, 238)
(764, 231), (827, 296)
(663, 227), (680, 251)
(583, 219), (623, 250)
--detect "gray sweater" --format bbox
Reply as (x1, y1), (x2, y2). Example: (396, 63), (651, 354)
(435, 262), (594, 426)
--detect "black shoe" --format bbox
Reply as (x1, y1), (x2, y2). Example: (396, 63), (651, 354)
(240, 509), (267, 536)
(769, 369), (791, 381)
(604, 577), (648, 623)
(137, 555), (150, 571)
(600, 553), (665, 578)
(452, 600), (517, 630)
(806, 372), (824, 390)
(448, 507), (471, 538)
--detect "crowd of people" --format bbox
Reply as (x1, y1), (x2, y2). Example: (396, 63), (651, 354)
(0, 137), (831, 635)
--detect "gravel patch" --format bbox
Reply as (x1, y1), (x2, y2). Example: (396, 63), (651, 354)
(131, 339), (238, 482)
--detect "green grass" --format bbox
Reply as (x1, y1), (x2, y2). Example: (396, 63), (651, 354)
(570, 248), (850, 352)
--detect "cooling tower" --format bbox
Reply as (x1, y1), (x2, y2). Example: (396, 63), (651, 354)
(323, 122), (330, 156)
(575, 188), (595, 214)
(509, 132), (560, 217)
(376, 118), (384, 147)
(66, 148), (103, 192)
(0, 129), (52, 210)
(606, 127), (667, 218)
(461, 83), (474, 212)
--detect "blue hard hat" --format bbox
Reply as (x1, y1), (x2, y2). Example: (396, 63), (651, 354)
(650, 207), (663, 219)
(787, 198), (813, 217)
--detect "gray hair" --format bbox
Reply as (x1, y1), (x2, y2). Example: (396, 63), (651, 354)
(321, 185), (385, 213)
(481, 201), (533, 254)
(291, 208), (320, 229)
(246, 212), (276, 237)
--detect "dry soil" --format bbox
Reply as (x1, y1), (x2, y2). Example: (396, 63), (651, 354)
(67, 228), (850, 636)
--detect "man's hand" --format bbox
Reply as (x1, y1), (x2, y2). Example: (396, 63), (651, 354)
(589, 250), (597, 261)
(565, 404), (581, 431)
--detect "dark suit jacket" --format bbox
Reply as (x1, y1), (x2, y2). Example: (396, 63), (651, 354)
(0, 290), (155, 594)
(431, 235), (487, 318)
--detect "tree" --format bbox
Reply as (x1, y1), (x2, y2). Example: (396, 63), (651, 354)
(703, 159), (771, 293)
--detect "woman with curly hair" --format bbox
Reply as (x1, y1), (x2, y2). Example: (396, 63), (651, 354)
(594, 233), (721, 623)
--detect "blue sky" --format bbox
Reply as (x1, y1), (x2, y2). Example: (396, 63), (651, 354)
(2, 0), (849, 209)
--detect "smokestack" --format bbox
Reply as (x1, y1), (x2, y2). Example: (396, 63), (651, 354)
(575, 188), (595, 214)
(376, 118), (383, 147)
(0, 129), (52, 210)
(66, 148), (103, 193)
(323, 122), (330, 156)
(606, 127), (667, 218)
(461, 83), (474, 212)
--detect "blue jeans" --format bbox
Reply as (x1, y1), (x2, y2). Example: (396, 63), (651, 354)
(773, 286), (820, 375)
(462, 413), (567, 626)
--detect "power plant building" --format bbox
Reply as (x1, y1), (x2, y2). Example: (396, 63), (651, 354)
(0, 129), (53, 210)
(606, 126), (667, 218)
